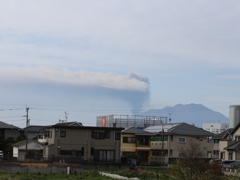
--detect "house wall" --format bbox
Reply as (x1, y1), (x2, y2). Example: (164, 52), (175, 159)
(170, 135), (213, 158)
(47, 128), (55, 145)
(44, 127), (122, 163)
(121, 134), (151, 163)
(13, 147), (18, 157)
(218, 140), (236, 160)
(5, 129), (19, 140)
(121, 134), (136, 153)
(233, 128), (240, 139)
(150, 135), (213, 164)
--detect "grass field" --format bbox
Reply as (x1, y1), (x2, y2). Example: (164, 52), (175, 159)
(0, 166), (239, 180)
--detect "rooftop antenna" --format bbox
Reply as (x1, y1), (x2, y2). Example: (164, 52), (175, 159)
(168, 113), (171, 123)
(59, 111), (69, 123)
(65, 111), (69, 122)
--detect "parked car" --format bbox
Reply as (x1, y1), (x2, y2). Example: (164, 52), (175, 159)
(0, 151), (3, 160)
(220, 160), (240, 168)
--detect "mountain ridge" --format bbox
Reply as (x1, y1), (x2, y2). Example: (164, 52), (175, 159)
(139, 103), (229, 127)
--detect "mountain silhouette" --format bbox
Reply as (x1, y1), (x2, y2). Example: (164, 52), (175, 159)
(139, 103), (229, 127)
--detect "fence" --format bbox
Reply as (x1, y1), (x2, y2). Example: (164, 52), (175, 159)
(7, 154), (124, 167)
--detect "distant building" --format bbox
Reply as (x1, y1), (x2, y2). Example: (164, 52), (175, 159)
(229, 105), (240, 128)
(203, 123), (229, 134)
(96, 115), (168, 128)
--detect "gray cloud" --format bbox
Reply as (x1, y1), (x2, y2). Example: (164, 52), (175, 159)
(0, 67), (149, 92)
(0, 67), (150, 116)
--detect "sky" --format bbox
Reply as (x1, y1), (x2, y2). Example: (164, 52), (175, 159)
(0, 0), (240, 128)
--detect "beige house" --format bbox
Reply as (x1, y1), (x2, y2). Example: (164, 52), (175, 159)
(212, 128), (233, 159)
(144, 123), (215, 164)
(43, 122), (124, 163)
(218, 123), (240, 160)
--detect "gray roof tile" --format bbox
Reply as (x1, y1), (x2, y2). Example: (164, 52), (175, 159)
(0, 121), (19, 129)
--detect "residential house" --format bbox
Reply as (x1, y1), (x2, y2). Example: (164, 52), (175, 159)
(23, 125), (47, 144)
(12, 139), (44, 161)
(121, 127), (153, 163)
(219, 122), (240, 160)
(0, 121), (20, 151)
(144, 123), (215, 164)
(43, 122), (124, 163)
(212, 128), (233, 159)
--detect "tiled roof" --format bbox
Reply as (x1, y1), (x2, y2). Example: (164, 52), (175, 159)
(0, 121), (19, 129)
(225, 141), (240, 150)
(53, 122), (83, 127)
(169, 123), (215, 136)
(11, 139), (42, 147)
(144, 123), (181, 133)
(213, 128), (233, 139)
(23, 126), (46, 132)
(122, 127), (154, 136)
(145, 123), (214, 136)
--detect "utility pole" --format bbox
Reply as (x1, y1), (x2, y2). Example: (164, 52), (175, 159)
(25, 107), (29, 158)
(161, 126), (164, 165)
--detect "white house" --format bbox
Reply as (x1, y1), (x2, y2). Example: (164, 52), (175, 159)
(12, 139), (43, 161)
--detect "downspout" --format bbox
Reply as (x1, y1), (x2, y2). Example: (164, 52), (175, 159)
(168, 133), (170, 164)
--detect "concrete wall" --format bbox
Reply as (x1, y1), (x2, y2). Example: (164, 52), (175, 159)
(0, 164), (83, 174)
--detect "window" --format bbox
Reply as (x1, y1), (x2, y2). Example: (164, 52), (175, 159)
(104, 131), (110, 139)
(214, 139), (219, 144)
(178, 137), (186, 143)
(203, 147), (208, 151)
(138, 137), (149, 145)
(213, 150), (219, 155)
(94, 132), (104, 139)
(207, 137), (212, 143)
(38, 135), (43, 139)
(91, 130), (112, 139)
(94, 150), (115, 162)
(91, 147), (94, 155)
(115, 133), (120, 140)
(236, 136), (240, 141)
(76, 151), (82, 157)
(47, 131), (52, 138)
(60, 131), (66, 137)
(178, 152), (184, 158)
(60, 150), (82, 157)
(60, 150), (71, 156)
(123, 137), (136, 143)
(220, 152), (225, 159)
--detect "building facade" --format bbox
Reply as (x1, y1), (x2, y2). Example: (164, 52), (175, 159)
(203, 123), (229, 134)
(144, 123), (215, 164)
(43, 122), (123, 163)
(96, 115), (168, 128)
(121, 127), (153, 163)
(229, 105), (240, 128)
(218, 122), (240, 161)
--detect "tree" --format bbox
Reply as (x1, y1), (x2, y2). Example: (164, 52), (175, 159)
(175, 139), (223, 180)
